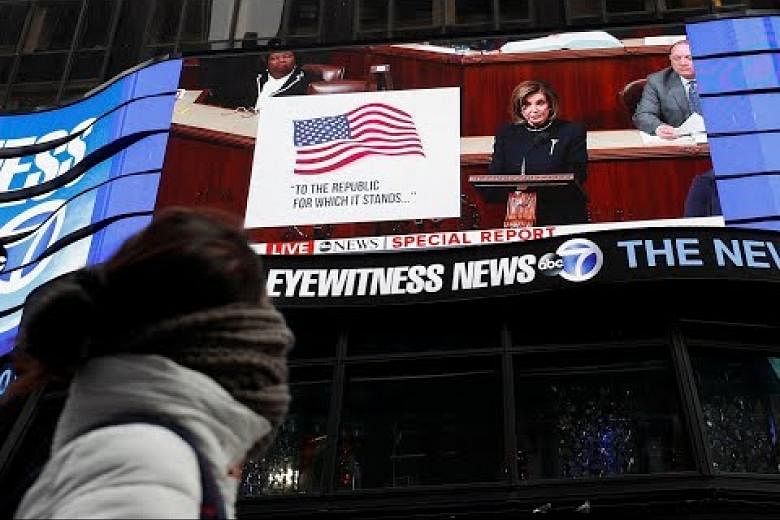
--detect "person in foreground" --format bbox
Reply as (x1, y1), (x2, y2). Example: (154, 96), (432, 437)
(633, 39), (701, 139)
(489, 80), (589, 225)
(12, 208), (294, 519)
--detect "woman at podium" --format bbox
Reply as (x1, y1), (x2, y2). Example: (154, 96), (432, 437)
(489, 80), (588, 225)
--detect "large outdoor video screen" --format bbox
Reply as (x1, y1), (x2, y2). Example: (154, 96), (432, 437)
(169, 29), (730, 254)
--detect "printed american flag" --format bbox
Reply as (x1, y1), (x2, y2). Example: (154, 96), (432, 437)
(292, 103), (424, 175)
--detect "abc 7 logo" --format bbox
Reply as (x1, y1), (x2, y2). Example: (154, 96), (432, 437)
(537, 238), (603, 282)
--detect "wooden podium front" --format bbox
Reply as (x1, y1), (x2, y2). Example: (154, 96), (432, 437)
(469, 174), (574, 228)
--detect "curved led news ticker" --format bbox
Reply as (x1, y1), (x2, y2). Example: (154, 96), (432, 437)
(0, 58), (183, 357)
(687, 13), (780, 231)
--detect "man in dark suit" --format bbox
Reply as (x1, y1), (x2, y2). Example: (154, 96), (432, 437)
(253, 50), (310, 111)
(684, 170), (722, 218)
(633, 40), (702, 139)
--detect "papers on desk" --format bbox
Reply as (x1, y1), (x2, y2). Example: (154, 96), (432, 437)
(392, 43), (475, 55)
(643, 35), (687, 47)
(499, 31), (622, 53)
(677, 113), (706, 137)
(639, 114), (707, 145)
(639, 132), (706, 145)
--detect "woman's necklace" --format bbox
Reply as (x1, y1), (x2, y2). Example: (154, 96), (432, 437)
(525, 119), (554, 132)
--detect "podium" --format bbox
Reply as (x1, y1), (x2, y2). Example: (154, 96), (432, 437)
(468, 174), (575, 228)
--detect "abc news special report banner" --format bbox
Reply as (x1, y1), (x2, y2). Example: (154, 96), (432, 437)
(262, 227), (780, 307)
(245, 88), (461, 228)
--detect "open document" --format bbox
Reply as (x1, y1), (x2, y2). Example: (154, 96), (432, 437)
(499, 31), (622, 53)
(677, 113), (707, 141)
(639, 114), (707, 145)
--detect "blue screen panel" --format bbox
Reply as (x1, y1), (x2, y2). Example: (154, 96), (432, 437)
(730, 220), (780, 232)
(0, 58), (182, 357)
(715, 175), (780, 221)
(708, 133), (780, 175)
(702, 92), (780, 134)
(688, 16), (780, 56)
(695, 53), (780, 94)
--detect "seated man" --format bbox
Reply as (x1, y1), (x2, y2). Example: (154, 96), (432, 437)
(253, 50), (310, 111)
(633, 40), (702, 140)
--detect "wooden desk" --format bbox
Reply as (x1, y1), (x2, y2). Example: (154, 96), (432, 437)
(158, 97), (712, 240)
(331, 39), (672, 136)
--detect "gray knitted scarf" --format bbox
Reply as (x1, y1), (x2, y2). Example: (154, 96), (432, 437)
(118, 303), (294, 454)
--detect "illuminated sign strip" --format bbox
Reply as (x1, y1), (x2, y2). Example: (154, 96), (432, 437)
(688, 14), (780, 231)
(252, 217), (724, 256)
(262, 227), (780, 307)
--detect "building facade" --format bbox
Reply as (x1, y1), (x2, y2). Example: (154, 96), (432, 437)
(1, 1), (780, 518)
(0, 0), (771, 111)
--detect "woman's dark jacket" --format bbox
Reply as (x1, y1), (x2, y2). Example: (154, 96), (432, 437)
(488, 119), (588, 225)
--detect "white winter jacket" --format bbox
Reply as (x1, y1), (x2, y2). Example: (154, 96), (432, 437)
(15, 354), (271, 519)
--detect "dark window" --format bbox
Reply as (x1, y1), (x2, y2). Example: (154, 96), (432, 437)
(499, 0), (530, 21)
(79, 0), (118, 49)
(142, 44), (175, 61)
(347, 301), (503, 356)
(514, 348), (693, 480)
(287, 0), (320, 36)
(284, 309), (339, 360)
(606, 0), (652, 12)
(181, 0), (236, 43)
(240, 365), (332, 496)
(507, 290), (668, 347)
(718, 0), (748, 6)
(394, 0), (436, 28)
(4, 87), (62, 111)
(68, 50), (104, 80)
(451, 0), (493, 25)
(0, 56), (14, 84)
(337, 356), (503, 489)
(691, 349), (780, 474)
(22, 0), (80, 52)
(0, 3), (30, 52)
(16, 52), (68, 82)
(59, 82), (96, 104)
(566, 0), (603, 22)
(662, 0), (712, 10)
(357, 0), (388, 32)
(147, 0), (185, 45)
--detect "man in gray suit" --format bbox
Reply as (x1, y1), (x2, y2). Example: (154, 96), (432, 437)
(633, 40), (702, 139)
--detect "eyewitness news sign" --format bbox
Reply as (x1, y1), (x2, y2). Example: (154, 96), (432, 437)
(263, 227), (780, 306)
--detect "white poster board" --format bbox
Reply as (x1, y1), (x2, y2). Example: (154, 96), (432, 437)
(244, 87), (461, 228)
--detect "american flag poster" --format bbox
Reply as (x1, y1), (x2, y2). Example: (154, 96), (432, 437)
(245, 88), (460, 228)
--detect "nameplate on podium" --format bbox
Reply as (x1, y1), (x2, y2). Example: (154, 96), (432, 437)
(468, 174), (574, 188)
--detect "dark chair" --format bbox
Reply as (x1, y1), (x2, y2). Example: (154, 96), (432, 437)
(302, 64), (345, 82)
(368, 64), (394, 91)
(307, 80), (369, 95)
(618, 78), (648, 118)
